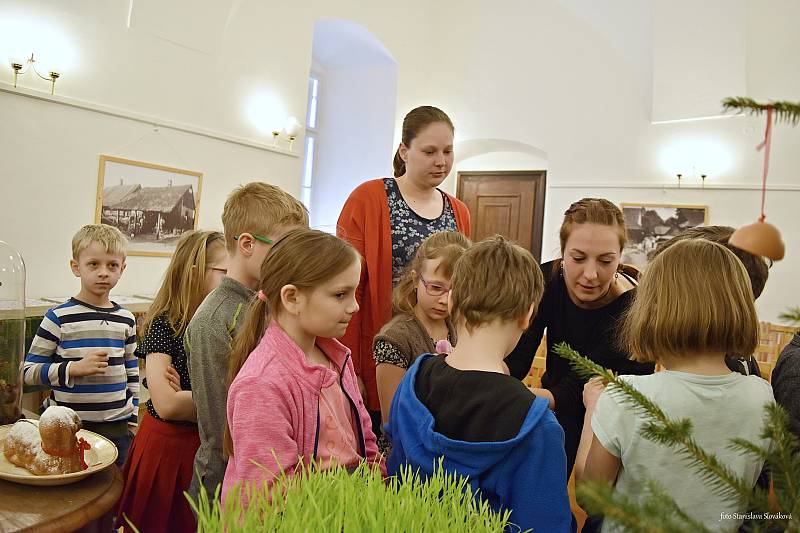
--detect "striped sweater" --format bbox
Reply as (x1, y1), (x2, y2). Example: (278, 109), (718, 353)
(23, 298), (139, 425)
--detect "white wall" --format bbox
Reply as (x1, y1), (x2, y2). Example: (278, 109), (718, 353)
(311, 65), (396, 232)
(0, 0), (798, 323)
(309, 18), (397, 232)
(0, 90), (300, 298)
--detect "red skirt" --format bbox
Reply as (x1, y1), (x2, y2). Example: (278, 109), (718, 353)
(115, 412), (200, 533)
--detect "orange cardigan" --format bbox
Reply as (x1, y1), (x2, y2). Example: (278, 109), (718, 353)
(336, 178), (471, 410)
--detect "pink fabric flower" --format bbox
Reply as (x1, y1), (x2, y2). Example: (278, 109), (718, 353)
(435, 339), (453, 354)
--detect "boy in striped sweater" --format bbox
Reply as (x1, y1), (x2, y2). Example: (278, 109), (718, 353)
(24, 224), (138, 465)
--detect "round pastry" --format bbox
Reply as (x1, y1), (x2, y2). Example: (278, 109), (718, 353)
(3, 406), (91, 475)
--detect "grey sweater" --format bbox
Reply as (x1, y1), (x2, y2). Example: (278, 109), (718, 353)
(185, 276), (254, 502)
(772, 333), (800, 440)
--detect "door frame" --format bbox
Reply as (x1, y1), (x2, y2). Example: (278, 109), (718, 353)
(456, 170), (547, 259)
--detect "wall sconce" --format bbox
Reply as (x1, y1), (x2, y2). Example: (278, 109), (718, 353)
(675, 171), (708, 188)
(10, 54), (61, 95)
(271, 116), (302, 151)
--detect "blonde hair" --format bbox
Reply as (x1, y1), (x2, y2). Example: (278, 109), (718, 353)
(450, 235), (544, 333)
(622, 239), (758, 363)
(72, 224), (127, 260)
(393, 231), (471, 316)
(143, 230), (225, 337)
(223, 229), (360, 457)
(221, 182), (309, 253)
(649, 225), (770, 300)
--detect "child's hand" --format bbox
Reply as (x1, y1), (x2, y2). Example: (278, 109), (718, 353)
(582, 377), (606, 410)
(165, 365), (182, 392)
(529, 387), (556, 410)
(70, 350), (109, 377)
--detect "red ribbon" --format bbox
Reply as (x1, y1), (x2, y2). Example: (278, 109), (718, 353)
(41, 437), (92, 470)
(77, 438), (92, 470)
(755, 107), (773, 222)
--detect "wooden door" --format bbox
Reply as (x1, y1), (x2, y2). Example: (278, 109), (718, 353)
(457, 171), (546, 260)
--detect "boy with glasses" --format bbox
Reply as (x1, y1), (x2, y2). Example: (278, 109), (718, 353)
(185, 182), (308, 503)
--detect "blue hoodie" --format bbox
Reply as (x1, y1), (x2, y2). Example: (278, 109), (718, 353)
(385, 354), (574, 533)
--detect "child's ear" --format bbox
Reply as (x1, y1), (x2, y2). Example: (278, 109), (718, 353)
(447, 292), (453, 314)
(236, 233), (255, 257)
(280, 284), (301, 315)
(70, 259), (80, 278)
(120, 261), (126, 274)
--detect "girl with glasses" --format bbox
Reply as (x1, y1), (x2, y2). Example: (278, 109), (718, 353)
(373, 231), (470, 455)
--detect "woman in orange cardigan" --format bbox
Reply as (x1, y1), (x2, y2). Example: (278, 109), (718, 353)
(337, 106), (471, 423)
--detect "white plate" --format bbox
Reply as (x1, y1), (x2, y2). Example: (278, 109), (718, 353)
(0, 421), (118, 486)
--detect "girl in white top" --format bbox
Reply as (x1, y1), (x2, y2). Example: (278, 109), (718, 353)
(575, 238), (774, 533)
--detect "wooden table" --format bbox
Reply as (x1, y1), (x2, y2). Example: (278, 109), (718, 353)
(0, 466), (123, 533)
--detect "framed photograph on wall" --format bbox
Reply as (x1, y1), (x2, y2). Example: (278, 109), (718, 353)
(95, 155), (203, 257)
(620, 203), (709, 267)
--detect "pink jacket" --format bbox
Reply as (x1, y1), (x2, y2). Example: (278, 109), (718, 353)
(221, 320), (383, 503)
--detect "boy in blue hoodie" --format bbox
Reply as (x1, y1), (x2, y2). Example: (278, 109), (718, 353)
(385, 235), (573, 532)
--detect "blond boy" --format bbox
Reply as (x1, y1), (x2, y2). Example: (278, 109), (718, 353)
(24, 224), (138, 465)
(186, 182), (308, 502)
(385, 235), (573, 532)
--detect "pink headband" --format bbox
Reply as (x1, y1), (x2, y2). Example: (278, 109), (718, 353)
(256, 290), (267, 302)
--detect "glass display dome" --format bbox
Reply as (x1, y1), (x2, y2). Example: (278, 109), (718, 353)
(0, 240), (25, 425)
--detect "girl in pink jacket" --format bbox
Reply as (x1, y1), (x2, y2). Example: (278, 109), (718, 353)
(221, 229), (382, 504)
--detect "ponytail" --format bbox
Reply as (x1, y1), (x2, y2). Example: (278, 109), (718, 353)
(223, 297), (269, 458)
(392, 149), (406, 178)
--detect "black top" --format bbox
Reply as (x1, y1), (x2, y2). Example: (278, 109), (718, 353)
(772, 333), (800, 440)
(415, 354), (534, 442)
(135, 314), (194, 425)
(505, 260), (653, 474)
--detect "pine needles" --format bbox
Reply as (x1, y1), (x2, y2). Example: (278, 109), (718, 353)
(722, 97), (800, 126)
(554, 342), (800, 532)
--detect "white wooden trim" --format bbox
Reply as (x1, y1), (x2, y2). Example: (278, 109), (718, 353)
(0, 82), (299, 157)
(548, 181), (800, 192)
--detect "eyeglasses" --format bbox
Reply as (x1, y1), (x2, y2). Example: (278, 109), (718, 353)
(418, 273), (450, 297)
(208, 267), (227, 275)
(234, 234), (274, 245)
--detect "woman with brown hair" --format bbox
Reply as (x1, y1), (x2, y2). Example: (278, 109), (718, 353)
(337, 106), (471, 422)
(505, 198), (654, 478)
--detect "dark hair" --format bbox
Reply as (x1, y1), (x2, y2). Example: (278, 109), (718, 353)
(649, 225), (769, 300)
(392, 106), (454, 177)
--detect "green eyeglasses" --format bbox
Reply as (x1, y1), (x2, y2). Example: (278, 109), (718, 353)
(234, 234), (274, 245)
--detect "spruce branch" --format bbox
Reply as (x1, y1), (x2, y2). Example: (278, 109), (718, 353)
(778, 306), (800, 326)
(722, 97), (800, 125)
(576, 480), (713, 533)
